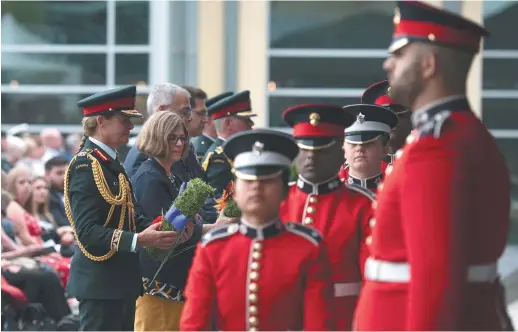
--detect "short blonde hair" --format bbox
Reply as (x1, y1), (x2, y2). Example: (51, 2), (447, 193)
(137, 112), (189, 160)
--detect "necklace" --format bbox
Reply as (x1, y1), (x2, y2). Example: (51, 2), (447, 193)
(168, 172), (180, 191)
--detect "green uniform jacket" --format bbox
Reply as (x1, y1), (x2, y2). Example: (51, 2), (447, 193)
(201, 137), (233, 198)
(65, 139), (150, 300)
(191, 134), (216, 163)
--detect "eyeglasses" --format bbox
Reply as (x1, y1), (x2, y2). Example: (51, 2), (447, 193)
(192, 108), (208, 117)
(179, 107), (192, 119)
(167, 135), (188, 144)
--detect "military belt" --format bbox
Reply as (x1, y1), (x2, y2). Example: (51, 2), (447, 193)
(365, 257), (498, 283)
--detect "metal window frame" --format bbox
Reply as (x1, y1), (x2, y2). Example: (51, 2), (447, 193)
(267, 127), (518, 139)
(0, 124), (144, 135)
(268, 88), (363, 98)
(482, 90), (518, 99)
(267, 48), (518, 59)
(0, 85), (150, 94)
(1, 45), (151, 53)
(1, 0), (156, 90)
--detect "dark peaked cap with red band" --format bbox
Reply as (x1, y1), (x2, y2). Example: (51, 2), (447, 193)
(389, 1), (489, 54)
(362, 80), (408, 117)
(207, 91), (233, 111)
(77, 85), (143, 118)
(283, 104), (355, 150)
(210, 90), (256, 120)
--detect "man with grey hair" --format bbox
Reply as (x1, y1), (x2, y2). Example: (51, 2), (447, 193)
(40, 127), (65, 163)
(124, 83), (192, 178)
(124, 83), (218, 223)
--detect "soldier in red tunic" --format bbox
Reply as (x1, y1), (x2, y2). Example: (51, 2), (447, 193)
(340, 104), (398, 192)
(180, 129), (336, 331)
(280, 104), (375, 330)
(355, 1), (513, 331)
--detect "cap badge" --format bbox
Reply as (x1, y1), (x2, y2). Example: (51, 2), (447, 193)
(309, 112), (320, 126)
(393, 6), (400, 25)
(387, 86), (392, 97)
(252, 141), (264, 155)
(356, 113), (366, 124)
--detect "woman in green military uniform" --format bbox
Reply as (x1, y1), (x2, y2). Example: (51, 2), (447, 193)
(65, 85), (184, 331)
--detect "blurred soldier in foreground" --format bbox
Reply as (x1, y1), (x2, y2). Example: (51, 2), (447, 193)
(181, 129), (336, 330)
(355, 1), (513, 330)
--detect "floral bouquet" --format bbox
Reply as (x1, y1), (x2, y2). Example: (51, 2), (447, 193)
(215, 181), (241, 218)
(145, 178), (215, 261)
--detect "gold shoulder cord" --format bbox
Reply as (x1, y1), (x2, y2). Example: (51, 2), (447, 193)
(64, 153), (136, 262)
(201, 152), (214, 171)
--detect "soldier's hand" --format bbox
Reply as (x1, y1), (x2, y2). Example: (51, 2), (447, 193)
(137, 223), (182, 249)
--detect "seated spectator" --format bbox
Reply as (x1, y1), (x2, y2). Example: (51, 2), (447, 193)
(5, 135), (27, 168)
(1, 258), (71, 322)
(26, 176), (75, 252)
(4, 166), (38, 245)
(40, 128), (65, 163)
(64, 134), (81, 160)
(2, 184), (38, 246)
(44, 156), (69, 227)
(1, 130), (13, 173)
(4, 166), (72, 286)
(18, 136), (46, 177)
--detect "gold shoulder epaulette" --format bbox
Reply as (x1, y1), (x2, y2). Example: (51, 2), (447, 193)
(202, 151), (214, 171)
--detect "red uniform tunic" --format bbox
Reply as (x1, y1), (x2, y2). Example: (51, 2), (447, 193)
(280, 176), (374, 330)
(180, 219), (336, 331)
(338, 161), (389, 186)
(355, 97), (511, 330)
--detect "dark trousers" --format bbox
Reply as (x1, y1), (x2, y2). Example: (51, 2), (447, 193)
(2, 267), (71, 321)
(78, 298), (136, 331)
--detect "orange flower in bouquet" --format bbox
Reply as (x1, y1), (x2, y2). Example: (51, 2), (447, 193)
(215, 181), (241, 218)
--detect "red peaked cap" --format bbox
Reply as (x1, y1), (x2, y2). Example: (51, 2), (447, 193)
(283, 104), (355, 149)
(389, 1), (489, 54)
(361, 80), (409, 115)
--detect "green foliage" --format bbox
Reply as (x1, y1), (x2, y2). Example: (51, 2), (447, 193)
(173, 178), (216, 222)
(145, 178), (215, 260)
(289, 163), (298, 181)
(223, 199), (241, 218)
